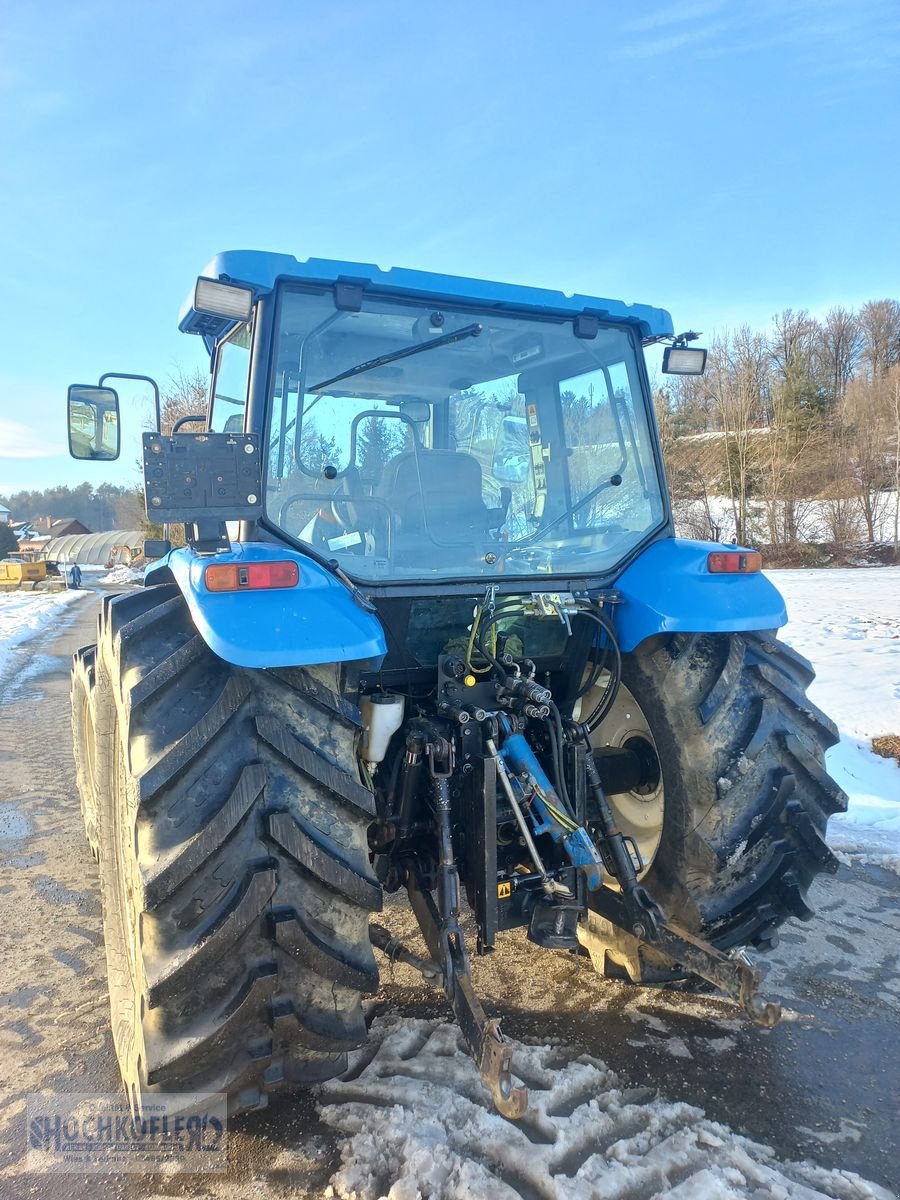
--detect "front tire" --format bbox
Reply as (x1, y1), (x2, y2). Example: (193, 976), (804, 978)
(86, 585), (382, 1113)
(582, 631), (847, 983)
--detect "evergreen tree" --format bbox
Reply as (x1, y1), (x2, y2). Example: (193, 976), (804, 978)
(357, 417), (405, 477)
(0, 524), (19, 557)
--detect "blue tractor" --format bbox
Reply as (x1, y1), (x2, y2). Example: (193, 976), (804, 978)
(67, 253), (844, 1117)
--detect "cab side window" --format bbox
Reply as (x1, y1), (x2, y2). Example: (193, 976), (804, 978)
(210, 323), (252, 433)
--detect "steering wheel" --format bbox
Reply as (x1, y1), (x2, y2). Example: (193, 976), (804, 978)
(328, 476), (363, 533)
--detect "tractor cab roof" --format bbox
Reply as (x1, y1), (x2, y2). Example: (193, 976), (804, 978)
(179, 250), (674, 349)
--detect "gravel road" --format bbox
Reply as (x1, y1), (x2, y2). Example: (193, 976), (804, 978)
(0, 588), (896, 1197)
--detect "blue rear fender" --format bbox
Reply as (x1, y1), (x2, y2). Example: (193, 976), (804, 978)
(145, 543), (386, 669)
(612, 539), (786, 653)
(144, 538), (784, 667)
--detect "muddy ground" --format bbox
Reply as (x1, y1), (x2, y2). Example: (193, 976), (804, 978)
(0, 586), (897, 1197)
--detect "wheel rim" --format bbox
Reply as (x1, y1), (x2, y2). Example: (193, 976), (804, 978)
(584, 679), (665, 875)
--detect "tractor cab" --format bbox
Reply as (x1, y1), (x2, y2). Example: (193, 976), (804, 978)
(67, 252), (709, 594)
(205, 267), (675, 585)
(258, 288), (667, 582)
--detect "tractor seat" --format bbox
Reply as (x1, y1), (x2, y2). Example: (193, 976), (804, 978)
(376, 449), (492, 546)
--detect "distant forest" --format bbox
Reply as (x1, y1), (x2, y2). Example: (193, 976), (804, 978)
(656, 298), (900, 561)
(1, 482), (144, 533)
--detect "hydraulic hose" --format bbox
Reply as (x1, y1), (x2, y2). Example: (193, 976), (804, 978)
(572, 606), (622, 732)
(473, 604), (525, 677)
(546, 701), (575, 818)
(466, 598), (524, 675)
(566, 630), (610, 703)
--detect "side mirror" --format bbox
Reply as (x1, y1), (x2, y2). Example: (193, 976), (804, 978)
(491, 416), (530, 484)
(68, 385), (121, 460)
(142, 538), (172, 560)
(491, 451), (530, 484)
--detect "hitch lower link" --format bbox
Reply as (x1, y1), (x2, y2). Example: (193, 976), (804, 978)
(581, 748), (781, 1028)
(659, 923), (782, 1029)
(588, 887), (782, 1028)
(401, 737), (527, 1118)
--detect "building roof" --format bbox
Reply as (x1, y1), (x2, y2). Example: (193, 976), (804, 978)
(47, 518), (91, 535)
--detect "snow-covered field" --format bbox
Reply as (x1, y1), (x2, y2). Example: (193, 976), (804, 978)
(772, 568), (900, 874)
(0, 589), (86, 680)
(674, 492), (899, 547)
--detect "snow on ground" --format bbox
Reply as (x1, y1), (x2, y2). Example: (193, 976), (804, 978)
(315, 1017), (894, 1200)
(102, 564), (144, 585)
(770, 567), (900, 873)
(64, 563), (143, 584)
(0, 589), (86, 680)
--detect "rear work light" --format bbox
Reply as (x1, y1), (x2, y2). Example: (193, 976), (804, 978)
(707, 551), (762, 574)
(662, 346), (708, 375)
(193, 277), (253, 321)
(205, 560), (299, 592)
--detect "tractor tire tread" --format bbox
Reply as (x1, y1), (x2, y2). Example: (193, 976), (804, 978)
(81, 583), (381, 1114)
(587, 629), (846, 980)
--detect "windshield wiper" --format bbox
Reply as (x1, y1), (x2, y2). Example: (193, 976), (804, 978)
(309, 322), (482, 393)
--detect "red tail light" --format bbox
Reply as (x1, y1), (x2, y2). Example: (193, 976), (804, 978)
(205, 560), (299, 592)
(707, 551), (762, 574)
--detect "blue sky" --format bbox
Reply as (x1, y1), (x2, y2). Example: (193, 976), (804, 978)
(1, 0), (898, 500)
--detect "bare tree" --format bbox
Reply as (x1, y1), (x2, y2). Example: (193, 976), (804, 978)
(842, 377), (889, 541)
(859, 300), (900, 380)
(160, 368), (209, 435)
(706, 328), (766, 543)
(667, 371), (716, 435)
(760, 311), (830, 546)
(638, 298), (898, 559)
(818, 307), (862, 403)
(760, 381), (825, 546)
(889, 366), (900, 559)
(671, 469), (722, 540)
(652, 386), (677, 477)
(768, 309), (821, 397)
(818, 488), (862, 550)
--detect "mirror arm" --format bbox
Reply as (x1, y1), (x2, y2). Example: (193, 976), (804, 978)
(99, 372), (162, 432)
(172, 414), (207, 434)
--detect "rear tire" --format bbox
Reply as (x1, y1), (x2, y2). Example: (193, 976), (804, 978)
(71, 645), (100, 862)
(86, 584), (382, 1113)
(581, 631), (847, 983)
